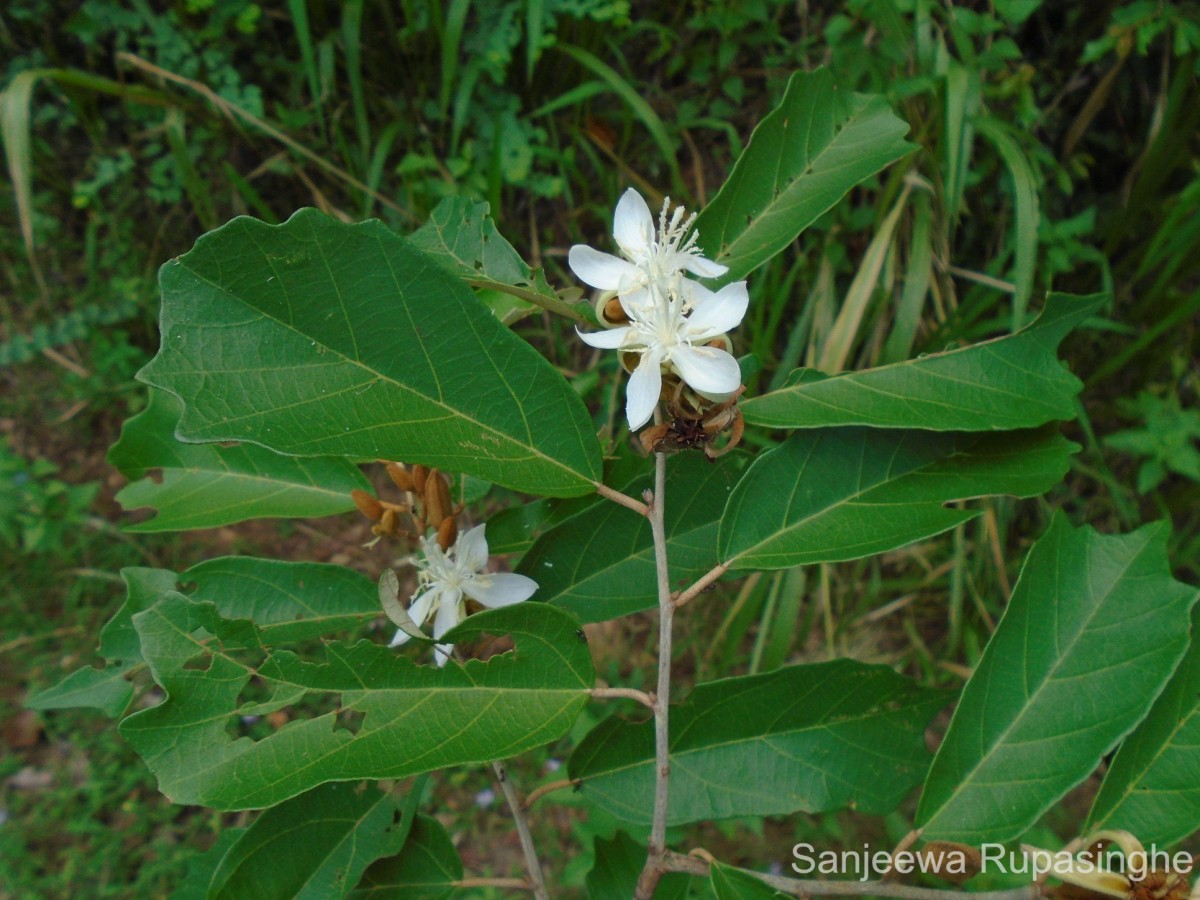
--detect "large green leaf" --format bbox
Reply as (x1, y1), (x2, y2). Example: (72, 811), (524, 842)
(518, 453), (747, 622)
(26, 567), (174, 717)
(917, 515), (1200, 843)
(710, 862), (789, 899)
(205, 783), (408, 900)
(740, 294), (1104, 431)
(1085, 606), (1200, 846)
(350, 814), (461, 899)
(110, 388), (368, 532)
(120, 598), (594, 809)
(586, 832), (691, 900)
(410, 196), (589, 324)
(570, 660), (943, 825)
(692, 68), (912, 284)
(719, 426), (1073, 571)
(138, 209), (601, 498)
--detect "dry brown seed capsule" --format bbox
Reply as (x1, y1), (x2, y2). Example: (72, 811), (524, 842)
(351, 489), (384, 521)
(436, 516), (458, 551)
(425, 469), (453, 527)
(411, 465), (429, 494)
(386, 463), (414, 492)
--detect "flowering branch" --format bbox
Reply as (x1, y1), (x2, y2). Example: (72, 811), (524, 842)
(634, 447), (675, 899)
(660, 851), (1041, 900)
(490, 760), (549, 900)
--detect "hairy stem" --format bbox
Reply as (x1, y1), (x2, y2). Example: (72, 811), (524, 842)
(589, 685), (657, 708)
(661, 851), (1040, 900)
(490, 760), (549, 900)
(593, 480), (650, 516)
(634, 448), (673, 899)
(673, 562), (729, 609)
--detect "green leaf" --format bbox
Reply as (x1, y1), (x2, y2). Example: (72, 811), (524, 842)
(349, 814), (461, 899)
(719, 426), (1074, 571)
(205, 783), (408, 900)
(120, 599), (594, 809)
(110, 389), (369, 532)
(518, 453), (748, 622)
(138, 209), (601, 498)
(586, 832), (691, 900)
(710, 862), (790, 899)
(917, 515), (1200, 843)
(27, 567), (175, 717)
(168, 828), (247, 900)
(410, 197), (589, 324)
(570, 660), (943, 825)
(1085, 606), (1200, 846)
(693, 68), (912, 285)
(740, 294), (1104, 431)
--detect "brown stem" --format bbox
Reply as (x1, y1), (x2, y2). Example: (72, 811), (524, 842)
(490, 761), (549, 900)
(593, 480), (651, 517)
(521, 778), (578, 810)
(590, 686), (656, 709)
(672, 562), (729, 609)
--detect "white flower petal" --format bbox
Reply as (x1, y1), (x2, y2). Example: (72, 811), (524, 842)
(433, 643), (453, 667)
(432, 588), (464, 640)
(577, 324), (633, 349)
(682, 255), (729, 279)
(389, 628), (412, 648)
(684, 281), (749, 340)
(626, 347), (665, 430)
(456, 524), (489, 572)
(408, 586), (439, 629)
(569, 245), (640, 290)
(613, 188), (653, 257)
(669, 344), (742, 395)
(463, 572), (538, 608)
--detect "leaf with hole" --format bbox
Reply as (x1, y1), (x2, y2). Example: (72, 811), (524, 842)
(916, 515), (1200, 843)
(137, 209), (602, 498)
(119, 597), (593, 809)
(110, 389), (369, 532)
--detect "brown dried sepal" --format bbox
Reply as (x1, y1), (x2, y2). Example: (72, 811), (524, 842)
(436, 516), (458, 551)
(639, 383), (746, 460)
(372, 506), (400, 537)
(351, 489), (384, 521)
(424, 469), (453, 530)
(386, 462), (414, 492)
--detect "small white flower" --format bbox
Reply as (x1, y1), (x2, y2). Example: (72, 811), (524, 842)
(578, 281), (747, 429)
(389, 524), (537, 667)
(569, 189), (747, 430)
(568, 188), (727, 306)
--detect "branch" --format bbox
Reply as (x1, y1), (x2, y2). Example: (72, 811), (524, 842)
(593, 481), (650, 516)
(673, 562), (729, 609)
(634, 449), (674, 899)
(661, 851), (1041, 900)
(521, 778), (578, 810)
(590, 686), (656, 709)
(490, 760), (549, 900)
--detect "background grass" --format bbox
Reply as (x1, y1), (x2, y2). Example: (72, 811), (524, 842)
(2, 0), (1198, 895)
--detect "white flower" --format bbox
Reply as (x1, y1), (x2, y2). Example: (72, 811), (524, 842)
(569, 189), (747, 430)
(578, 282), (747, 429)
(389, 524), (537, 667)
(568, 188), (727, 306)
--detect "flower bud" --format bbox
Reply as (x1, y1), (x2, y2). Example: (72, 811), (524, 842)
(436, 516), (458, 551)
(386, 463), (414, 492)
(424, 469), (453, 528)
(351, 489), (383, 521)
(411, 465), (429, 494)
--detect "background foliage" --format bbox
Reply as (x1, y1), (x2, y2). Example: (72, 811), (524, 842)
(3, 0), (1199, 895)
